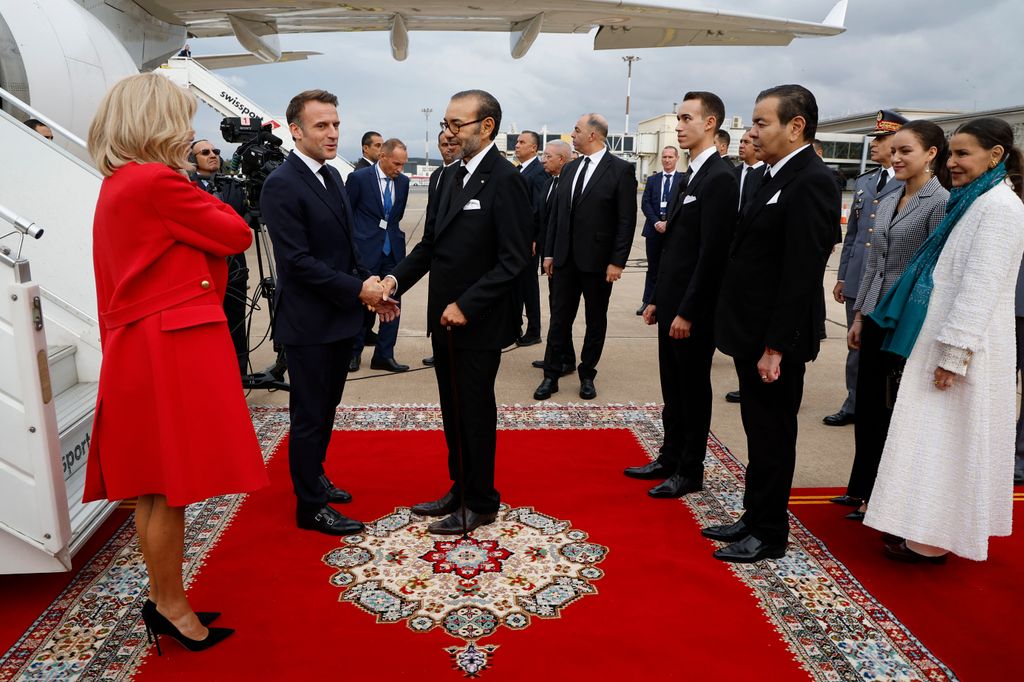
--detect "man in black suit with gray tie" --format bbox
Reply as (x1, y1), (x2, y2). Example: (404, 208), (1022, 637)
(704, 84), (839, 563)
(536, 113), (637, 401)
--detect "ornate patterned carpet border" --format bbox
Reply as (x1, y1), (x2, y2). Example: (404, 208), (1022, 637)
(0, 404), (955, 682)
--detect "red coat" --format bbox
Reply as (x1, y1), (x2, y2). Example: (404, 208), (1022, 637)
(83, 163), (268, 506)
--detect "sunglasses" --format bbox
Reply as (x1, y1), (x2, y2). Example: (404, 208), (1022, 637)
(196, 148), (221, 156)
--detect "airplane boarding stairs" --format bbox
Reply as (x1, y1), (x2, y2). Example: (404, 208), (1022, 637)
(0, 96), (114, 574)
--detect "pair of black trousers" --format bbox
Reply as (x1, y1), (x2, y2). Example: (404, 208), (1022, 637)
(223, 253), (249, 376)
(543, 261), (612, 381)
(285, 339), (353, 512)
(517, 252), (541, 337)
(846, 318), (906, 500)
(655, 320), (716, 479)
(431, 337), (502, 514)
(735, 356), (806, 545)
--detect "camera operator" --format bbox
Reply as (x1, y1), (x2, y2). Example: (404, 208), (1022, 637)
(190, 139), (249, 375)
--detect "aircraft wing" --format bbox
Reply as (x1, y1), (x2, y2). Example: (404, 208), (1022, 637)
(136, 0), (847, 61)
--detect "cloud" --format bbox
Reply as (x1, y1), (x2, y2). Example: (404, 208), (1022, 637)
(189, 0), (1024, 160)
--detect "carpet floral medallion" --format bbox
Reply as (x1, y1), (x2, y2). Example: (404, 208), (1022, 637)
(0, 405), (958, 681)
(324, 504), (608, 677)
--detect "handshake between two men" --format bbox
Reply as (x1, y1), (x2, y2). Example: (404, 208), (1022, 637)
(366, 276), (470, 328)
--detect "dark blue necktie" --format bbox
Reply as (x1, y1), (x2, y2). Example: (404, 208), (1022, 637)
(382, 177), (393, 256)
(662, 174), (672, 203)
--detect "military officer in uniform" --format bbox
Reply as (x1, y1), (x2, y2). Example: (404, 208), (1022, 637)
(824, 110), (908, 430)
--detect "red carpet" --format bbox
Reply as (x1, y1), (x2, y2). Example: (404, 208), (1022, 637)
(133, 427), (803, 681)
(2, 406), (975, 681)
(791, 488), (1024, 682)
(0, 507), (130, 654)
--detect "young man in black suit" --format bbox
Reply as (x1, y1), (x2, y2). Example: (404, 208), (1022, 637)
(704, 84), (840, 562)
(626, 91), (739, 498)
(382, 90), (532, 535)
(536, 113), (638, 400)
(353, 130), (382, 170)
(261, 90), (398, 536)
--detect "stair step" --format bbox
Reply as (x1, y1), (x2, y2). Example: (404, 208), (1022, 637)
(54, 382), (97, 482)
(46, 344), (78, 397)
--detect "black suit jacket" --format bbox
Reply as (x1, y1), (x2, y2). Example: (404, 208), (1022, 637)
(654, 153), (739, 324)
(715, 146), (840, 361)
(519, 157), (549, 241)
(545, 150), (638, 272)
(390, 145), (532, 350)
(260, 152), (369, 345)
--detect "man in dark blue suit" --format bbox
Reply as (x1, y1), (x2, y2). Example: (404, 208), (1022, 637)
(261, 89), (397, 536)
(346, 138), (410, 373)
(514, 130), (549, 346)
(638, 145), (683, 314)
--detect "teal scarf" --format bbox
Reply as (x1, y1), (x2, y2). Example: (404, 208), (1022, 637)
(869, 161), (1008, 357)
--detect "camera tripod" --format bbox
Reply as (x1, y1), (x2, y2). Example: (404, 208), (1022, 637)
(240, 208), (289, 392)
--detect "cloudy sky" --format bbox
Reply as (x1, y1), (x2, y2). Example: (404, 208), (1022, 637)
(189, 0), (1023, 161)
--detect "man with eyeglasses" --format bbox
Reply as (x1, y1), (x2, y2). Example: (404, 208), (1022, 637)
(382, 89), (532, 535)
(189, 139), (224, 192)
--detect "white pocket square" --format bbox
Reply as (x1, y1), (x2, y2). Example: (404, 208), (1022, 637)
(463, 199), (482, 210)
(682, 195), (697, 204)
(766, 190), (781, 205)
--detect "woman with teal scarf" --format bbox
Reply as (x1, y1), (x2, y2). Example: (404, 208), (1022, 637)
(864, 118), (1024, 563)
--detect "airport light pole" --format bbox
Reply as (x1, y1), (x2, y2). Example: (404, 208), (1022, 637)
(623, 56), (640, 154)
(421, 107), (433, 167)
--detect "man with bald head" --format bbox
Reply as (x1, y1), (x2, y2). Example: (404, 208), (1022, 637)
(536, 112), (637, 400)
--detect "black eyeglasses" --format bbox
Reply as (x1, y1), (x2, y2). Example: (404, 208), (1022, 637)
(439, 118), (485, 134)
(196, 148), (221, 156)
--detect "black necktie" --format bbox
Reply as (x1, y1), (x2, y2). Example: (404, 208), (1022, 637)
(571, 157), (591, 209)
(876, 170), (889, 193)
(447, 165), (469, 213)
(547, 176), (559, 204)
(318, 166), (338, 197)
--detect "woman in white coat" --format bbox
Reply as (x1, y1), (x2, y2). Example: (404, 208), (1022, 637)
(864, 117), (1024, 562)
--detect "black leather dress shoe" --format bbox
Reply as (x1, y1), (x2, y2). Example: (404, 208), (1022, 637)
(884, 541), (948, 564)
(318, 474), (352, 504)
(579, 378), (597, 400)
(823, 410), (855, 426)
(648, 474), (703, 498)
(725, 390), (741, 403)
(531, 359), (546, 369)
(371, 357), (410, 372)
(428, 508), (497, 535)
(516, 334), (542, 347)
(348, 356), (360, 372)
(713, 535), (787, 563)
(635, 303), (647, 316)
(296, 506), (364, 536)
(829, 495), (863, 506)
(534, 378), (558, 400)
(423, 356), (434, 366)
(845, 509), (866, 521)
(411, 492), (459, 517)
(623, 461), (673, 480)
(701, 519), (750, 543)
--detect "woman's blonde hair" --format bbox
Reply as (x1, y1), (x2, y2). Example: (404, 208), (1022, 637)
(87, 73), (197, 177)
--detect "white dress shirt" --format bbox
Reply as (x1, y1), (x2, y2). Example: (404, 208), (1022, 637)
(571, 145), (607, 197)
(294, 147), (326, 187)
(765, 143), (811, 178)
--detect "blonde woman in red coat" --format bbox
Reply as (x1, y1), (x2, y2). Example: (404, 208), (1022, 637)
(84, 74), (268, 653)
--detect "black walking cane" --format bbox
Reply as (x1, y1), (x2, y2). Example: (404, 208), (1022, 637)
(445, 325), (470, 538)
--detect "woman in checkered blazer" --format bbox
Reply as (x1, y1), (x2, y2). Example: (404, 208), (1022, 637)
(840, 121), (952, 522)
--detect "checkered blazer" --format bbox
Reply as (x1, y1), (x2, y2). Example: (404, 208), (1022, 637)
(854, 176), (949, 315)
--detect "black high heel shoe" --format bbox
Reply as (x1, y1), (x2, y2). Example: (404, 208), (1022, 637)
(141, 606), (234, 655)
(143, 599), (220, 626)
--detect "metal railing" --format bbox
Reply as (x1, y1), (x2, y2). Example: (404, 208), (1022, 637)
(0, 85), (88, 150)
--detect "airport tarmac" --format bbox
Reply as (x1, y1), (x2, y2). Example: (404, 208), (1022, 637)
(245, 185), (859, 489)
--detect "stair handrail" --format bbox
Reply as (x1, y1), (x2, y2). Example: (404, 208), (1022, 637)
(0, 85), (88, 151)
